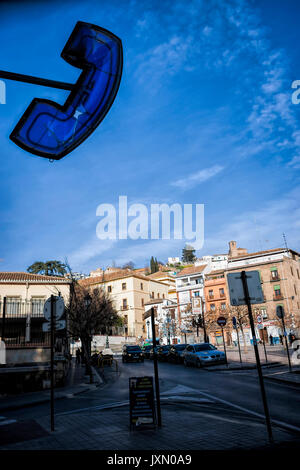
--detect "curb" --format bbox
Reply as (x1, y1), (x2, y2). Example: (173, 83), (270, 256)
(263, 376), (300, 388)
(203, 361), (282, 372)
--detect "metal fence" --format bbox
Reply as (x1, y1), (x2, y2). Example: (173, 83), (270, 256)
(0, 300), (50, 348)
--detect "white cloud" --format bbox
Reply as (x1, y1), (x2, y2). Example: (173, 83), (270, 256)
(203, 186), (300, 254)
(171, 165), (225, 190)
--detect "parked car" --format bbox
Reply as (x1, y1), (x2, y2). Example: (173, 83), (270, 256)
(157, 345), (172, 361)
(167, 344), (188, 363)
(142, 344), (153, 359)
(149, 346), (160, 360)
(122, 345), (144, 363)
(182, 343), (226, 368)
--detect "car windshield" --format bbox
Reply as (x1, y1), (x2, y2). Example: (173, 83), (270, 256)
(126, 346), (142, 352)
(194, 344), (215, 352)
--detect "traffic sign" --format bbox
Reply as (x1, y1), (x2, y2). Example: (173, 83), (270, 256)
(42, 319), (66, 332)
(227, 271), (264, 306)
(217, 316), (227, 327)
(55, 320), (66, 331)
(43, 296), (65, 321)
(276, 305), (285, 319)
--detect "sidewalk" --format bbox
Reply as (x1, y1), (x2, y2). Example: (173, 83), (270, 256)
(0, 359), (102, 412)
(0, 396), (299, 450)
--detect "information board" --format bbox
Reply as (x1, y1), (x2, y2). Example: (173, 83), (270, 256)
(129, 376), (156, 428)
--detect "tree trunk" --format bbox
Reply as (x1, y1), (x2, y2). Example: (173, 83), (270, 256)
(81, 337), (93, 384)
(240, 325), (248, 353)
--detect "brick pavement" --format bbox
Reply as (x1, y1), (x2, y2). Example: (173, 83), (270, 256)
(0, 400), (299, 450)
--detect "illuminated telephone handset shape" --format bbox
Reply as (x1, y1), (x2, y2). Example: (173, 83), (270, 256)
(10, 22), (123, 160)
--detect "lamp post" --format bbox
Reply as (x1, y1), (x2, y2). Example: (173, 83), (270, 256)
(165, 313), (171, 345)
(105, 314), (114, 348)
(146, 320), (150, 339)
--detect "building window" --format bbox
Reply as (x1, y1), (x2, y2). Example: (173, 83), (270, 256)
(219, 288), (225, 297)
(122, 283), (126, 290)
(271, 268), (279, 280)
(152, 292), (154, 299)
(211, 304), (215, 311)
(122, 298), (128, 309)
(31, 297), (44, 316)
(141, 298), (144, 307)
(274, 285), (281, 298)
(209, 290), (214, 299)
(162, 293), (165, 299)
(140, 283), (143, 290)
(157, 293), (160, 298)
(294, 284), (297, 295)
(297, 269), (300, 280)
(6, 297), (21, 315)
(291, 267), (294, 276)
(107, 285), (112, 293)
(196, 279), (201, 284)
(261, 308), (268, 319)
(221, 303), (226, 310)
(194, 291), (200, 297)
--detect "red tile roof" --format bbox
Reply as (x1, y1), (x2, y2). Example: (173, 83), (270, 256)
(0, 272), (70, 283)
(175, 265), (207, 277)
(148, 270), (174, 279)
(79, 269), (165, 287)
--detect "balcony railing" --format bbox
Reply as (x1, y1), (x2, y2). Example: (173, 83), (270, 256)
(273, 294), (284, 301)
(0, 300), (45, 318)
(0, 300), (58, 348)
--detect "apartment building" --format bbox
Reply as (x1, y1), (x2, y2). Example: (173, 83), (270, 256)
(226, 245), (300, 342)
(144, 298), (178, 345)
(79, 269), (169, 339)
(175, 265), (208, 340)
(147, 270), (177, 300)
(0, 272), (71, 392)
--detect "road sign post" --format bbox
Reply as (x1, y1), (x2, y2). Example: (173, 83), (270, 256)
(240, 271), (273, 443)
(261, 326), (268, 363)
(276, 306), (292, 372)
(217, 317), (228, 366)
(151, 307), (161, 427)
(43, 295), (65, 432)
(232, 317), (242, 364)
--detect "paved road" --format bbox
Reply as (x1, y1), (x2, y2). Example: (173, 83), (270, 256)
(3, 359), (300, 432)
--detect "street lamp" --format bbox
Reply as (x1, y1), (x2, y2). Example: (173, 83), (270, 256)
(146, 319), (150, 339)
(106, 314), (114, 348)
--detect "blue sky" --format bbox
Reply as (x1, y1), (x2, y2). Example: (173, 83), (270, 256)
(0, 0), (299, 274)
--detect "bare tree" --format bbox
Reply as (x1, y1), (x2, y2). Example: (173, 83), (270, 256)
(66, 277), (118, 381)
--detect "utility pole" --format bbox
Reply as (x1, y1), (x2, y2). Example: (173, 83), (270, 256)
(241, 271), (273, 443)
(150, 307), (161, 427)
